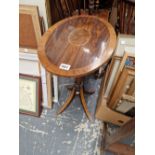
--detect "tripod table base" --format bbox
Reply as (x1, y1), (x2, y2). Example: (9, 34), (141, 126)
(57, 78), (92, 121)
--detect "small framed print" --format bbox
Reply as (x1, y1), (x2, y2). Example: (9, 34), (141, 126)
(19, 74), (41, 116)
(125, 55), (135, 69)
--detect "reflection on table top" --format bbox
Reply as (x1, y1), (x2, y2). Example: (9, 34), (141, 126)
(38, 15), (116, 77)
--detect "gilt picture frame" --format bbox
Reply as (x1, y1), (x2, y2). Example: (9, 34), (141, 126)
(19, 74), (41, 116)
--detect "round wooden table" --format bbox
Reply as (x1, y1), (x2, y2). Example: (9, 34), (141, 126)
(38, 15), (116, 120)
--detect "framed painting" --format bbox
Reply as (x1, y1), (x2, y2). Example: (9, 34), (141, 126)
(114, 34), (135, 57)
(19, 74), (42, 116)
(103, 34), (135, 98)
(19, 5), (42, 52)
(107, 66), (135, 109)
(105, 52), (135, 99)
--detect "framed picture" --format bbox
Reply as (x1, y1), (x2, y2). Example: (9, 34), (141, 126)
(105, 52), (135, 99)
(19, 74), (42, 116)
(19, 51), (58, 109)
(107, 66), (135, 109)
(114, 34), (135, 57)
(124, 55), (135, 69)
(19, 5), (42, 52)
(19, 52), (41, 76)
(104, 56), (122, 98)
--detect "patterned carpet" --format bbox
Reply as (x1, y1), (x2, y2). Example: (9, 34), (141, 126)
(19, 76), (109, 155)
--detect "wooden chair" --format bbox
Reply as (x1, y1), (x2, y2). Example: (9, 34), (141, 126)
(103, 118), (135, 155)
(118, 0), (135, 34)
(52, 0), (111, 20)
(53, 0), (78, 18)
(53, 0), (93, 20)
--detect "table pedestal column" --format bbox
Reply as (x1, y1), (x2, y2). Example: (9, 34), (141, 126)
(57, 78), (92, 120)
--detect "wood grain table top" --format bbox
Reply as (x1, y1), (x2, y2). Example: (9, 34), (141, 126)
(38, 15), (116, 77)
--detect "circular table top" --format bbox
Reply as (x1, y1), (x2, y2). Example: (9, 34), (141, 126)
(38, 15), (116, 77)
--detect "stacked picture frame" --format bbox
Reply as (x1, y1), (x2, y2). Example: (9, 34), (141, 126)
(108, 53), (135, 111)
(19, 4), (58, 116)
(96, 34), (135, 126)
(104, 34), (135, 99)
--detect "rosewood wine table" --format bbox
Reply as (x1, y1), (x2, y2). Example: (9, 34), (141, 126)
(38, 15), (116, 120)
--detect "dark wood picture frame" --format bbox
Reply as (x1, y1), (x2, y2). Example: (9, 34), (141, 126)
(19, 74), (42, 117)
